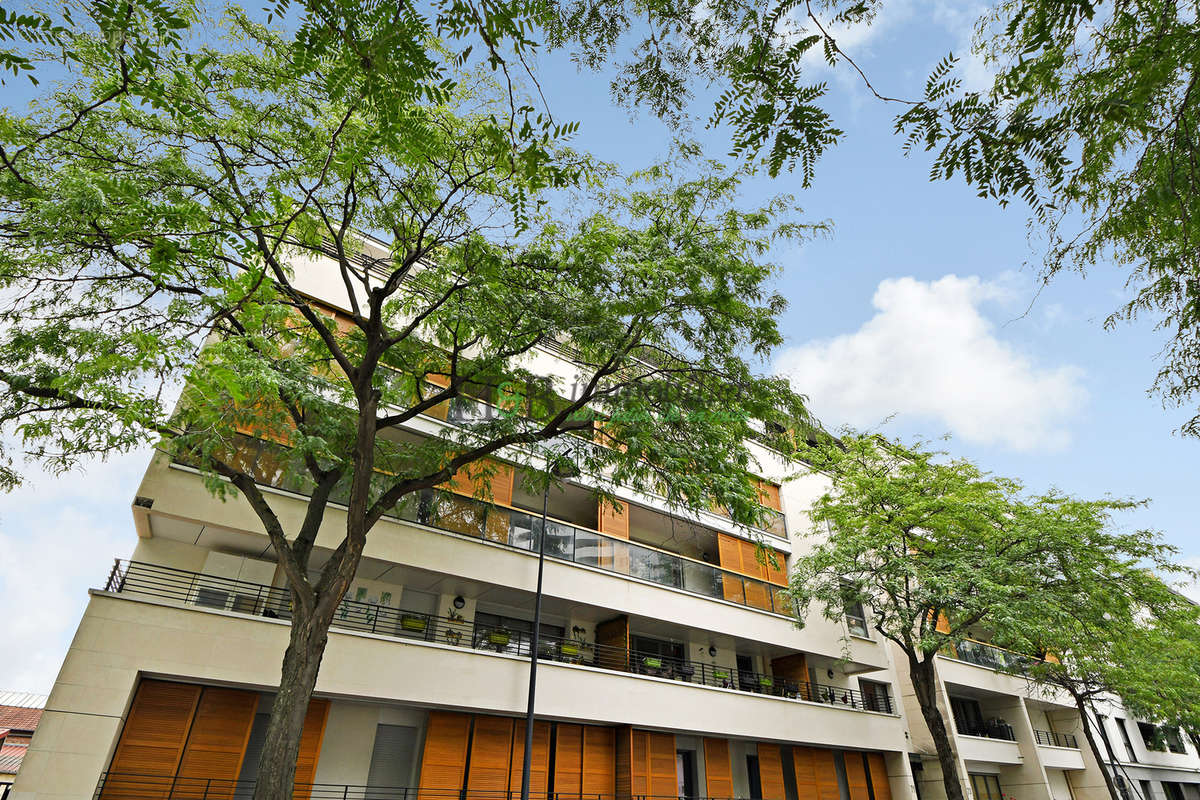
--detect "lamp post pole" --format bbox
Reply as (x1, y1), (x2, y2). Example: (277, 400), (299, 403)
(520, 458), (573, 800)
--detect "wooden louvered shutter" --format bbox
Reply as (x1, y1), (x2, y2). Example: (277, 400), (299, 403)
(866, 754), (892, 800)
(176, 688), (260, 800)
(599, 500), (630, 539)
(555, 723), (584, 797)
(445, 459), (514, 504)
(629, 730), (649, 798)
(292, 698), (330, 800)
(103, 680), (203, 800)
(420, 711), (473, 797)
(646, 733), (676, 798)
(509, 721), (551, 797)
(812, 750), (840, 800)
(844, 753), (870, 800)
(594, 616), (629, 672)
(763, 547), (787, 586)
(717, 533), (743, 573)
(582, 726), (617, 800)
(702, 739), (733, 799)
(756, 745), (787, 800)
(791, 747), (820, 800)
(467, 715), (514, 800)
(615, 727), (633, 800)
(756, 480), (782, 512)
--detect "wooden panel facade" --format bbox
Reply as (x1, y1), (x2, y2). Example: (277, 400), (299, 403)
(419, 712), (473, 793)
(582, 726), (617, 799)
(702, 738), (734, 799)
(844, 753), (871, 800)
(867, 753), (893, 800)
(509, 721), (552, 797)
(175, 688), (260, 799)
(465, 716), (514, 800)
(292, 699), (331, 800)
(555, 723), (585, 797)
(594, 616), (630, 672)
(103, 680), (203, 799)
(756, 744), (788, 800)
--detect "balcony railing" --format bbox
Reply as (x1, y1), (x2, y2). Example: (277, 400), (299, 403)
(1034, 729), (1079, 748)
(94, 774), (795, 800)
(101, 560), (892, 715)
(174, 440), (790, 616)
(941, 638), (1033, 673)
(955, 719), (1017, 741)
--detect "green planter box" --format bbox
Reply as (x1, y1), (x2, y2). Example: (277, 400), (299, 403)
(488, 630), (511, 646)
(400, 615), (427, 632)
(642, 657), (662, 669)
(560, 643), (581, 657)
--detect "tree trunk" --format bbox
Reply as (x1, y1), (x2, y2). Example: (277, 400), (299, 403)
(252, 599), (334, 800)
(1075, 695), (1124, 800)
(909, 654), (967, 800)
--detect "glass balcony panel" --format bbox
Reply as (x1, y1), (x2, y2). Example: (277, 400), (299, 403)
(772, 585), (794, 615)
(744, 579), (774, 611)
(681, 560), (722, 600)
(543, 521), (576, 559)
(433, 493), (485, 538)
(574, 528), (606, 568)
(628, 542), (682, 588)
(720, 572), (746, 604)
(508, 511), (538, 551)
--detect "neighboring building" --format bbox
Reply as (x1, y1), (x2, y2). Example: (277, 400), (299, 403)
(0, 692), (46, 798)
(12, 248), (918, 800)
(1088, 699), (1200, 800)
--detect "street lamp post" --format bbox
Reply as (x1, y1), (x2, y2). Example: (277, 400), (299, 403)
(520, 456), (577, 800)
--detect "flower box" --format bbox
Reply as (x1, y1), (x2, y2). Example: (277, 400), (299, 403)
(400, 615), (427, 632)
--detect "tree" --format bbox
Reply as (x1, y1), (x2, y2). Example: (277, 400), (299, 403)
(0, 11), (816, 799)
(788, 433), (1174, 800)
(897, 0), (1200, 436)
(992, 536), (1200, 800)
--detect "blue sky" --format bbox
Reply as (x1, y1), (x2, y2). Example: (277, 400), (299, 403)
(0, 0), (1196, 693)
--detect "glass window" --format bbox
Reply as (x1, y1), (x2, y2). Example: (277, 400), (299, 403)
(970, 774), (1003, 800)
(860, 679), (892, 713)
(1117, 718), (1139, 761)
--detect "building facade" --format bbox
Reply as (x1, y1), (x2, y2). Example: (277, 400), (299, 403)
(10, 253), (1200, 800)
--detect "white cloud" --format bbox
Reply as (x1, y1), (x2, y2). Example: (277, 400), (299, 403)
(0, 447), (150, 693)
(775, 275), (1088, 451)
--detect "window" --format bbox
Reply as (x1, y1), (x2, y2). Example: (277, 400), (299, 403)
(1137, 722), (1183, 752)
(1117, 718), (1139, 761)
(841, 587), (869, 637)
(1164, 727), (1187, 754)
(859, 680), (893, 713)
(970, 774), (1003, 800)
(194, 586), (229, 609)
(1163, 784), (1187, 800)
(951, 697), (986, 738)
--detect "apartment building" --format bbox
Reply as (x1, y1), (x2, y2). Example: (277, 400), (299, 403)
(891, 636), (1196, 800)
(11, 250), (919, 800)
(1088, 699), (1200, 800)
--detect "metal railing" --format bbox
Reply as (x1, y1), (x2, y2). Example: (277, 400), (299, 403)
(174, 439), (790, 616)
(1034, 729), (1079, 748)
(942, 639), (1034, 673)
(94, 775), (790, 800)
(102, 560), (892, 715)
(955, 719), (1017, 741)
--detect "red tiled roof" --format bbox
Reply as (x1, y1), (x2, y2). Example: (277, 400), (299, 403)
(0, 705), (42, 732)
(0, 740), (27, 773)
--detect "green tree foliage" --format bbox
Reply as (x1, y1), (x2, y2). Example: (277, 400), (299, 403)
(0, 9), (817, 797)
(897, 0), (1200, 435)
(789, 432), (1186, 800)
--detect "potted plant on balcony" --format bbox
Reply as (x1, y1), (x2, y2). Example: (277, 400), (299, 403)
(758, 676), (774, 691)
(641, 656), (663, 672)
(444, 608), (468, 645)
(487, 628), (512, 649)
(400, 613), (428, 633)
(713, 669), (731, 687)
(560, 641), (581, 658)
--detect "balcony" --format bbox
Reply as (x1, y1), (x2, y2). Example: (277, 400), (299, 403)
(175, 442), (790, 616)
(101, 560), (892, 715)
(1034, 730), (1078, 749)
(942, 639), (1033, 673)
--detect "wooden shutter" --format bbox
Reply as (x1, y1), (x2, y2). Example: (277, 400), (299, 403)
(599, 500), (630, 539)
(466, 715), (514, 800)
(703, 739), (734, 799)
(791, 747), (820, 800)
(718, 533), (744, 574)
(771, 654), (809, 686)
(763, 548), (787, 586)
(103, 680), (203, 800)
(292, 698), (330, 800)
(718, 534), (787, 588)
(629, 730), (649, 797)
(757, 745), (787, 800)
(615, 726), (633, 800)
(812, 750), (840, 800)
(934, 613), (951, 634)
(445, 458), (514, 506)
(582, 726), (616, 799)
(176, 688), (260, 800)
(844, 753), (870, 800)
(509, 721), (551, 797)
(419, 711), (473, 795)
(866, 754), (892, 800)
(646, 732), (676, 798)
(555, 723), (584, 796)
(744, 581), (773, 610)
(595, 616), (629, 672)
(756, 479), (782, 512)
